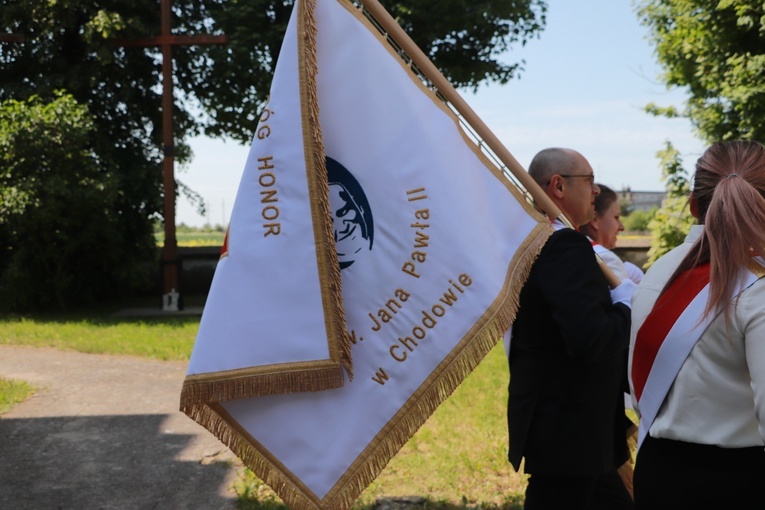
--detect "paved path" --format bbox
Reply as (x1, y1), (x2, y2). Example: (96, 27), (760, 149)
(0, 345), (240, 510)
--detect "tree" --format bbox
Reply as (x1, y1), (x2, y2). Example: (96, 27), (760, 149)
(622, 207), (658, 232)
(645, 141), (695, 268)
(634, 1), (765, 258)
(637, 0), (765, 143)
(1, 0), (548, 151)
(0, 93), (154, 310)
(0, 0), (547, 309)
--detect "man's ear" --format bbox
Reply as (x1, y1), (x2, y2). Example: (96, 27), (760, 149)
(548, 174), (565, 199)
(689, 192), (700, 219)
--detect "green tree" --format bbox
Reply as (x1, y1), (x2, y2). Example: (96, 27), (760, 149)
(637, 0), (765, 143)
(0, 0), (547, 309)
(1, 0), (548, 147)
(635, 0), (744, 260)
(645, 141), (695, 268)
(622, 207), (658, 232)
(0, 93), (154, 310)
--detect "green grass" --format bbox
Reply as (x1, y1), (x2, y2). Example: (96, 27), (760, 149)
(0, 314), (200, 361)
(233, 344), (526, 509)
(0, 311), (526, 508)
(355, 343), (526, 509)
(0, 378), (36, 415)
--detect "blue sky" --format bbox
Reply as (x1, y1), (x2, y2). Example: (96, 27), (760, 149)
(176, 0), (706, 227)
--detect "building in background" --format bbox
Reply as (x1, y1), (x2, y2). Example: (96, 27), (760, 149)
(617, 188), (666, 212)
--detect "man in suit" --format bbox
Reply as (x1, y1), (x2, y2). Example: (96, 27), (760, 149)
(508, 147), (636, 510)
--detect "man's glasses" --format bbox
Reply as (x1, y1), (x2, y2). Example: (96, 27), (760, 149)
(558, 174), (596, 185)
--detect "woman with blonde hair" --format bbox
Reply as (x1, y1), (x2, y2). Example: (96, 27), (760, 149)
(628, 140), (765, 509)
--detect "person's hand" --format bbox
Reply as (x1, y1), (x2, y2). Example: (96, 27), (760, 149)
(610, 279), (638, 308)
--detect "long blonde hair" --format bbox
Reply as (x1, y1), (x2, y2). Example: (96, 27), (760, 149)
(662, 140), (765, 321)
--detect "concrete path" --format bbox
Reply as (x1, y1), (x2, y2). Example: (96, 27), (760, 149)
(0, 345), (240, 510)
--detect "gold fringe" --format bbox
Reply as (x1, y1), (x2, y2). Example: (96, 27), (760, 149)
(179, 363), (344, 407)
(181, 0), (557, 507)
(617, 461), (634, 501)
(619, 423), (639, 500)
(182, 402), (329, 509)
(180, 0), (353, 409)
(299, 0), (353, 380)
(179, 0), (350, 411)
(321, 222), (552, 509)
(180, 224), (552, 510)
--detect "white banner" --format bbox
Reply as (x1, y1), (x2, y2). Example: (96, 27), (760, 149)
(181, 1), (551, 508)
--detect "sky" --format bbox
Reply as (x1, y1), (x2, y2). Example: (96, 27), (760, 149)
(175, 0), (706, 227)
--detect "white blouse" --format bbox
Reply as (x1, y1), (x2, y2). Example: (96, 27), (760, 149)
(629, 225), (765, 448)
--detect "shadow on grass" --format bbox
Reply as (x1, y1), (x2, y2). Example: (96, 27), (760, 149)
(0, 293), (208, 326)
(237, 497), (524, 510)
(234, 474), (524, 510)
(355, 497), (524, 510)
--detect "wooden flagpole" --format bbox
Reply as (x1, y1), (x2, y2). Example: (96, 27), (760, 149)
(358, 0), (632, 491)
(358, 0), (621, 288)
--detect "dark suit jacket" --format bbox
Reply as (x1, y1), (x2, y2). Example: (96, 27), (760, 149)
(507, 228), (631, 476)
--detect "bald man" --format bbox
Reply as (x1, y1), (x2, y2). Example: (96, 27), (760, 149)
(507, 148), (636, 510)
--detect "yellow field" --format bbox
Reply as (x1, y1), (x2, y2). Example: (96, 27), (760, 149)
(154, 231), (225, 247)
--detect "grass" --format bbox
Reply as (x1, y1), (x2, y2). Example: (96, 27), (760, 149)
(0, 313), (200, 361)
(229, 344), (526, 509)
(0, 378), (36, 415)
(353, 344), (526, 509)
(0, 310), (527, 508)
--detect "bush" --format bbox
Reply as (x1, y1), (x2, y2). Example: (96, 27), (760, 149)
(0, 93), (154, 311)
(645, 142), (694, 268)
(622, 207), (657, 232)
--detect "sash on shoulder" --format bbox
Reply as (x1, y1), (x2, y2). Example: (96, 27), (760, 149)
(631, 263), (761, 450)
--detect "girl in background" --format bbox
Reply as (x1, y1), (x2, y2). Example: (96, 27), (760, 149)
(580, 184), (644, 284)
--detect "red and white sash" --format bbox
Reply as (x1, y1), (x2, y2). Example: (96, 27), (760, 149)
(631, 264), (761, 450)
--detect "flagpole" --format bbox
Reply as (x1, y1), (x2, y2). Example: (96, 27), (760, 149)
(357, 0), (621, 288)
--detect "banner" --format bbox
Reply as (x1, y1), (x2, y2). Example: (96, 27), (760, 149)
(180, 1), (552, 508)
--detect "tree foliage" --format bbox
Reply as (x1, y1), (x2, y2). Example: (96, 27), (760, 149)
(637, 0), (765, 142)
(622, 207), (658, 232)
(645, 141), (695, 268)
(0, 93), (154, 311)
(0, 0), (547, 310)
(1, 0), (547, 144)
(634, 1), (765, 258)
